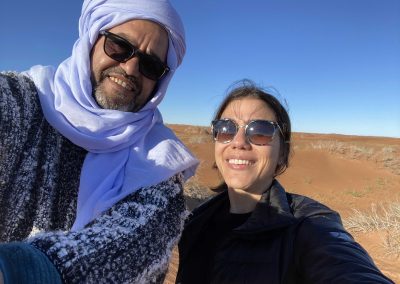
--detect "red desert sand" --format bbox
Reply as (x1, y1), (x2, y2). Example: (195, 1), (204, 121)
(163, 124), (400, 284)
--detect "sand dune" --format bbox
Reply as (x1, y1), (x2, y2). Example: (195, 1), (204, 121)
(165, 125), (400, 283)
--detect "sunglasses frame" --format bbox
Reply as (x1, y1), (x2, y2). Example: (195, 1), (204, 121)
(211, 118), (283, 146)
(99, 30), (170, 81)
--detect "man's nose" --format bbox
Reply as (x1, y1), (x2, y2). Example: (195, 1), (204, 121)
(120, 56), (141, 77)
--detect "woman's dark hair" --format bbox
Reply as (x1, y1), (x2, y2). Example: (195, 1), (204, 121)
(212, 79), (291, 191)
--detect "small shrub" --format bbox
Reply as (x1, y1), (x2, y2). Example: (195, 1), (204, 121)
(309, 140), (400, 175)
(344, 202), (400, 257)
(188, 135), (212, 144)
(183, 176), (213, 200)
(345, 188), (365, 198)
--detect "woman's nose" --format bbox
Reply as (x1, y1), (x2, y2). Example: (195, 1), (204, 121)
(231, 127), (251, 149)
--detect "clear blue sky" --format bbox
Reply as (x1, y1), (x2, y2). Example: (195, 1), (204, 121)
(1, 0), (399, 138)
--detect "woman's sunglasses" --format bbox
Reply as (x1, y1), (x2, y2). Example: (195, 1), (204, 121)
(211, 118), (283, 146)
(99, 30), (170, 81)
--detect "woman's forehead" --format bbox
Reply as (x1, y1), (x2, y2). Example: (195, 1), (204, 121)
(221, 98), (277, 122)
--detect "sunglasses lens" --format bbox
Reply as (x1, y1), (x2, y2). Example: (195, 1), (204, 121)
(103, 32), (167, 81)
(138, 55), (166, 81)
(247, 121), (276, 145)
(213, 120), (237, 143)
(104, 35), (133, 62)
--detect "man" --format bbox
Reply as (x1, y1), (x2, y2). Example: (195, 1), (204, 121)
(0, 0), (198, 283)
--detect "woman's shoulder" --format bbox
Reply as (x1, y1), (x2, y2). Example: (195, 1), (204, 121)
(183, 191), (229, 231)
(286, 192), (342, 226)
(285, 192), (356, 250)
(189, 191), (227, 216)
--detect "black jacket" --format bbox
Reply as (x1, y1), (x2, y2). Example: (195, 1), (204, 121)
(177, 180), (393, 284)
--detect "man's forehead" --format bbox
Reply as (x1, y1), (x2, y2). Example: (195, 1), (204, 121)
(112, 19), (166, 33)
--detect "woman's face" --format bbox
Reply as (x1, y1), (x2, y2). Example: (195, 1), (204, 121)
(215, 98), (281, 195)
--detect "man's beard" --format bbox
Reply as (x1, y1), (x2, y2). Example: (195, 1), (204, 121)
(92, 68), (142, 112)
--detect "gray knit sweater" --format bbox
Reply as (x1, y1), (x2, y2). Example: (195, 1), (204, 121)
(0, 71), (187, 283)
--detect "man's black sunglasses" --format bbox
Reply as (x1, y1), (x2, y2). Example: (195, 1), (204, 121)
(99, 30), (170, 81)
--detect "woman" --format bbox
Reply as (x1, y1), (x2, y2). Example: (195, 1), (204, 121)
(176, 80), (393, 284)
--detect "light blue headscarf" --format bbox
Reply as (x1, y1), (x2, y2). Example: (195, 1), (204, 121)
(24, 0), (198, 230)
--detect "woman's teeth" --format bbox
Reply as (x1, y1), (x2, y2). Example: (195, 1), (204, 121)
(228, 159), (252, 165)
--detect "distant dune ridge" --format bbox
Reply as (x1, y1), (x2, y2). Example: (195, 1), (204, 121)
(162, 124), (400, 283)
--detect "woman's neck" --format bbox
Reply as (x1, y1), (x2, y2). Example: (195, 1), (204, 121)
(228, 179), (273, 214)
(228, 189), (260, 213)
(228, 180), (272, 213)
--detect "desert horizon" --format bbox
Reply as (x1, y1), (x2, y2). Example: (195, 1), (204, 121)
(164, 124), (400, 283)
(169, 123), (400, 140)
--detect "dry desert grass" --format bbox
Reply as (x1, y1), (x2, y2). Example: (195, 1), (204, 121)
(344, 202), (400, 257)
(164, 124), (400, 283)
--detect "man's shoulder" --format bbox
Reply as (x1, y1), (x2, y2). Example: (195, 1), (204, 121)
(1, 70), (40, 113)
(0, 70), (46, 142)
(0, 71), (34, 87)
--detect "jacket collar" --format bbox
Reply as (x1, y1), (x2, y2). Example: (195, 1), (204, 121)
(233, 180), (296, 236)
(184, 180), (296, 237)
